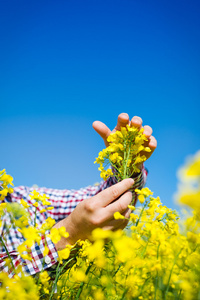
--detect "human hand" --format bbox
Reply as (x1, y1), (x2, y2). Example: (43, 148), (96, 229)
(92, 113), (157, 162)
(53, 178), (134, 250)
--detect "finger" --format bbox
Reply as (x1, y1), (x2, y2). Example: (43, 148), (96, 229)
(115, 113), (130, 131)
(102, 209), (131, 230)
(92, 121), (111, 147)
(140, 135), (157, 159)
(100, 203), (132, 229)
(102, 218), (129, 231)
(143, 135), (157, 151)
(149, 135), (157, 149)
(112, 208), (131, 230)
(131, 116), (143, 129)
(143, 125), (153, 138)
(99, 207), (131, 232)
(97, 178), (134, 207)
(123, 207), (132, 218)
(107, 190), (133, 215)
(142, 125), (153, 148)
(113, 219), (129, 231)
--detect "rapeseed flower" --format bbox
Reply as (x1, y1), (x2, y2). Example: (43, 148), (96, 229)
(48, 226), (69, 244)
(0, 169), (14, 200)
(94, 125), (150, 181)
(1, 149), (200, 299)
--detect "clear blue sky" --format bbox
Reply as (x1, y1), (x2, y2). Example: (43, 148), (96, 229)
(0, 0), (199, 210)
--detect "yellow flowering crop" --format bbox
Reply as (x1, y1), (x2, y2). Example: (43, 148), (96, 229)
(29, 190), (53, 227)
(176, 150), (200, 217)
(1, 150), (200, 299)
(113, 211), (126, 220)
(48, 226), (69, 245)
(0, 271), (39, 299)
(94, 125), (150, 181)
(0, 169), (14, 200)
(54, 184), (199, 300)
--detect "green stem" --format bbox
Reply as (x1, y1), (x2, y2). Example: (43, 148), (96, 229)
(178, 289), (182, 299)
(135, 202), (148, 227)
(154, 243), (160, 300)
(123, 140), (127, 179)
(49, 261), (61, 300)
(164, 249), (182, 299)
(0, 235), (16, 273)
(123, 140), (132, 179)
(113, 262), (123, 276)
(141, 236), (150, 258)
(138, 276), (151, 298)
(121, 287), (129, 300)
(75, 263), (93, 300)
(49, 257), (75, 300)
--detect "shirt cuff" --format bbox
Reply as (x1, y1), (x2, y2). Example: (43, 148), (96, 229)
(22, 233), (58, 276)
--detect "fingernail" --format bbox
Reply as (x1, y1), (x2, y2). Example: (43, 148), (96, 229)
(128, 178), (134, 185)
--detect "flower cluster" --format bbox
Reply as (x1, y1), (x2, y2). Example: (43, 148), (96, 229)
(0, 149), (200, 299)
(0, 271), (39, 299)
(54, 187), (200, 300)
(94, 125), (151, 181)
(0, 169), (14, 200)
(176, 150), (200, 215)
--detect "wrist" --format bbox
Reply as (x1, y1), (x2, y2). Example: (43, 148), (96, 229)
(52, 218), (72, 251)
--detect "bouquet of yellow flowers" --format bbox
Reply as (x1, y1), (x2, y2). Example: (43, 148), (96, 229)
(0, 129), (200, 299)
(94, 125), (151, 181)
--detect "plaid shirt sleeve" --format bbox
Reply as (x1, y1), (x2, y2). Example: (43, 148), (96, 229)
(0, 166), (147, 277)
